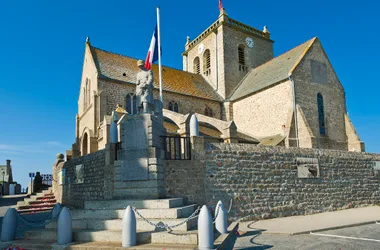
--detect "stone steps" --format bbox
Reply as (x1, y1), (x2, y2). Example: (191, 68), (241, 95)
(84, 198), (184, 209)
(70, 204), (197, 220)
(45, 216), (198, 231)
(16, 187), (57, 214)
(151, 231), (198, 245)
(25, 229), (153, 244)
(21, 197), (204, 247)
(25, 229), (199, 245)
(10, 240), (198, 250)
(9, 240), (54, 250)
(56, 242), (198, 249)
(18, 202), (55, 210)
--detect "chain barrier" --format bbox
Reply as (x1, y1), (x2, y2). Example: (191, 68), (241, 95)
(132, 205), (201, 231)
(15, 203), (62, 238)
(131, 199), (233, 230)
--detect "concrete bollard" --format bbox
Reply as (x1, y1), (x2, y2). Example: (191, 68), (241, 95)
(198, 205), (214, 250)
(57, 207), (72, 245)
(110, 111), (119, 143)
(190, 114), (199, 137)
(215, 201), (228, 234)
(1, 208), (17, 242)
(122, 206), (136, 247)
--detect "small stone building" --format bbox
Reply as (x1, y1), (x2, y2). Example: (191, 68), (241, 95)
(69, 8), (364, 158)
(0, 159), (14, 195)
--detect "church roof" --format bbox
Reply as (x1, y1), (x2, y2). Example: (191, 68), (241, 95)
(229, 37), (317, 101)
(89, 46), (223, 102)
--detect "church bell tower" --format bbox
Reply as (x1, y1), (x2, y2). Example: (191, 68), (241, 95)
(182, 8), (274, 99)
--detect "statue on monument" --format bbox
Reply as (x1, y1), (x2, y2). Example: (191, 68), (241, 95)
(136, 60), (154, 113)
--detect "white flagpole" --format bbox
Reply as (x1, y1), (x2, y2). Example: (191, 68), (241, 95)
(157, 7), (163, 103)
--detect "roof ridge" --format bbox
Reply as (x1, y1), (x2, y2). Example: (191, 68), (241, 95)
(228, 37), (316, 100)
(91, 45), (196, 75)
(228, 67), (255, 99)
(288, 37), (318, 75)
(253, 37), (317, 72)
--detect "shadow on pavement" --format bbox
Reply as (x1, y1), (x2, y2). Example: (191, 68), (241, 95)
(234, 229), (273, 250)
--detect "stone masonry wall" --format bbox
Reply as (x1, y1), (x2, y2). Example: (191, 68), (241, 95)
(164, 137), (206, 205)
(60, 149), (107, 208)
(99, 78), (222, 121)
(222, 25), (274, 99)
(232, 81), (293, 138)
(205, 143), (380, 221)
(293, 39), (349, 150)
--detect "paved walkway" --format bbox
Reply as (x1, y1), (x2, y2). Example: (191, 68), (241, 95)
(0, 194), (27, 217)
(239, 206), (380, 235)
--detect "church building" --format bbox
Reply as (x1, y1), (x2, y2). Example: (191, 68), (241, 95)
(69, 8), (364, 158)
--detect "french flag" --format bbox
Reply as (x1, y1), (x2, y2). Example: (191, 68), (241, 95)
(145, 25), (159, 70)
(219, 0), (223, 10)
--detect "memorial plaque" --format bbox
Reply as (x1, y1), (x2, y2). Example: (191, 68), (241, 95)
(58, 169), (66, 185)
(297, 157), (320, 178)
(74, 164), (84, 184)
(124, 119), (148, 150)
(373, 162), (380, 177)
(311, 60), (328, 84)
(121, 158), (149, 181)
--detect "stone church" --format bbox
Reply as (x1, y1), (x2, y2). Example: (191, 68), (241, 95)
(69, 8), (364, 158)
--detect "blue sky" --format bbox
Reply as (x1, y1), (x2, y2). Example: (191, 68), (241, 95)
(0, 0), (379, 189)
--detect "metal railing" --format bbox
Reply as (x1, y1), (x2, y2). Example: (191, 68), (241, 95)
(41, 174), (53, 186)
(163, 136), (191, 160)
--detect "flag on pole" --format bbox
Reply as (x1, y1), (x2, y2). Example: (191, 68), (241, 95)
(218, 0), (223, 10)
(145, 25), (159, 70)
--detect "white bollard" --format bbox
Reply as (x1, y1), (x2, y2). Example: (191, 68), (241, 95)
(190, 114), (199, 137)
(122, 206), (136, 247)
(57, 207), (72, 245)
(1, 208), (17, 242)
(198, 205), (214, 250)
(110, 111), (119, 143)
(9, 184), (15, 195)
(215, 201), (228, 234)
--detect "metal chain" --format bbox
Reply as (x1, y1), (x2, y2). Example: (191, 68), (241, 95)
(15, 204), (62, 228)
(132, 199), (233, 230)
(132, 206), (201, 230)
(213, 203), (221, 221)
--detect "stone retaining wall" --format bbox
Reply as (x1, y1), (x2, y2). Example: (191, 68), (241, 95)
(164, 138), (380, 221)
(204, 143), (380, 221)
(54, 149), (108, 208)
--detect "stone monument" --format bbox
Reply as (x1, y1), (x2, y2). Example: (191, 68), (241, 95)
(136, 60), (154, 114)
(113, 60), (166, 199)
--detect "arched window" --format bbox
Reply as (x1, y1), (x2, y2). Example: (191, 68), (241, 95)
(205, 107), (213, 117)
(82, 132), (88, 156)
(317, 93), (326, 135)
(193, 57), (200, 74)
(168, 101), (179, 113)
(238, 45), (247, 72)
(203, 49), (211, 76)
(126, 93), (137, 115)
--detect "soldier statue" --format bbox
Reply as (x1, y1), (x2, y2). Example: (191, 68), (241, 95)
(136, 60), (154, 113)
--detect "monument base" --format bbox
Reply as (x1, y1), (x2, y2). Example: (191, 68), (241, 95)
(113, 113), (166, 199)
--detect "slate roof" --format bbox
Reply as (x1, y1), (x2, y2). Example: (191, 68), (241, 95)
(90, 46), (223, 101)
(229, 37), (317, 101)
